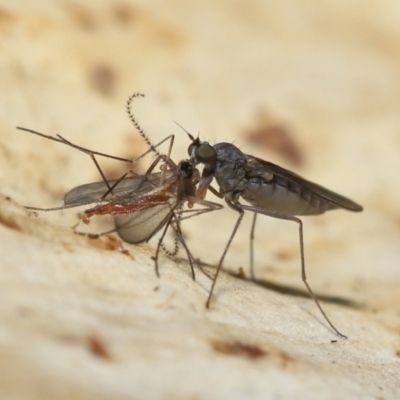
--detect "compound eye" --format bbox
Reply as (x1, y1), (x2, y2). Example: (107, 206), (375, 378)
(195, 143), (217, 164)
(187, 136), (201, 157)
(188, 143), (196, 157)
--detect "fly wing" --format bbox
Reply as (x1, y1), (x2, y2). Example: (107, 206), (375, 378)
(114, 198), (176, 244)
(63, 172), (168, 207)
(247, 156), (363, 212)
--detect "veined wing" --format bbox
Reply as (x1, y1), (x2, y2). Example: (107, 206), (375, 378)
(246, 156), (363, 212)
(114, 197), (177, 244)
(63, 171), (171, 207)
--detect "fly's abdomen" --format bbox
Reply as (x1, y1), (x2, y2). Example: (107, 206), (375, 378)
(241, 176), (336, 216)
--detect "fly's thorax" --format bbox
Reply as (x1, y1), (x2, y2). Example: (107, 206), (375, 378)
(213, 159), (247, 193)
(189, 141), (248, 194)
(209, 144), (248, 193)
(214, 143), (248, 164)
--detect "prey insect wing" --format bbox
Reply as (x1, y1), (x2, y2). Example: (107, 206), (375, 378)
(63, 172), (168, 207)
(115, 202), (175, 244)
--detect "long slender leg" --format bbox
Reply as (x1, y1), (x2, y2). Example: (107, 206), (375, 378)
(17, 127), (175, 167)
(98, 172), (128, 201)
(206, 203), (244, 308)
(249, 213), (257, 280)
(162, 198), (223, 280)
(16, 127), (176, 176)
(240, 204), (347, 339)
(168, 216), (196, 280)
(153, 216), (174, 278)
(151, 210), (196, 280)
(169, 214), (216, 281)
(134, 154), (173, 192)
(17, 127), (177, 207)
(175, 196), (223, 221)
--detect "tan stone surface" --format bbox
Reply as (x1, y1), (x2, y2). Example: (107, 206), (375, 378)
(0, 1), (399, 399)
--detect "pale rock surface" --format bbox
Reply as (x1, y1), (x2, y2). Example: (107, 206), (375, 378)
(0, 1), (399, 399)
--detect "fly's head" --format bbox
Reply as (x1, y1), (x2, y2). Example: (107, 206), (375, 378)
(187, 137), (218, 169)
(187, 138), (218, 200)
(173, 121), (218, 169)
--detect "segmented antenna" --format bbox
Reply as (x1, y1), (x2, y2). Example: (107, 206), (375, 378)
(173, 120), (196, 141)
(158, 203), (183, 258)
(126, 92), (161, 157)
(159, 239), (179, 258)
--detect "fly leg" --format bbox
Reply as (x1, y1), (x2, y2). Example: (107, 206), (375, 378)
(152, 216), (174, 278)
(169, 215), (197, 280)
(240, 204), (347, 339)
(153, 214), (196, 280)
(206, 196), (244, 308)
(17, 127), (177, 210)
(249, 213), (257, 280)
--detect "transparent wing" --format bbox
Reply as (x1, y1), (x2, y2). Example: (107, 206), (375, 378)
(247, 156), (363, 212)
(64, 172), (168, 206)
(114, 199), (175, 244)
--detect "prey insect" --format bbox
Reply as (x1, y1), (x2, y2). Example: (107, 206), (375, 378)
(17, 94), (222, 279)
(187, 134), (363, 338)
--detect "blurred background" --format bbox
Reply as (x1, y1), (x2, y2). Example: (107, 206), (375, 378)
(0, 1), (399, 398)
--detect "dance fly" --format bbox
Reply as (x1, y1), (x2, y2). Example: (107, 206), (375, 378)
(188, 134), (362, 338)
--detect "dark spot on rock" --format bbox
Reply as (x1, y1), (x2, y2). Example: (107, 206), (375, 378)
(86, 334), (112, 360)
(211, 339), (267, 359)
(88, 64), (117, 97)
(245, 112), (303, 166)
